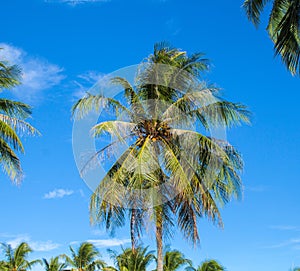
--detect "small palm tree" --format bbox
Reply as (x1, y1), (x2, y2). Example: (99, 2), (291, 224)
(161, 248), (192, 271)
(1, 242), (41, 271)
(43, 257), (68, 271)
(105, 246), (155, 271)
(186, 259), (225, 271)
(243, 0), (300, 76)
(63, 242), (105, 271)
(0, 59), (38, 183)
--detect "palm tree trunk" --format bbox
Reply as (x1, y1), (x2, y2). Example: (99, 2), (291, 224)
(155, 208), (163, 271)
(130, 208), (136, 253)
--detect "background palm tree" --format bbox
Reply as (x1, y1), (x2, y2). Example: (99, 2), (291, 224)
(63, 242), (105, 271)
(104, 246), (155, 271)
(0, 59), (38, 183)
(186, 259), (225, 271)
(43, 256), (68, 271)
(0, 242), (41, 271)
(243, 0), (300, 76)
(157, 247), (192, 271)
(73, 43), (250, 271)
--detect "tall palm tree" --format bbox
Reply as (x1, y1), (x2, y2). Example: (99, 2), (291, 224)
(63, 242), (105, 271)
(186, 259), (225, 271)
(243, 0), (300, 76)
(0, 59), (38, 183)
(104, 246), (155, 271)
(73, 43), (250, 271)
(42, 257), (68, 271)
(0, 242), (41, 271)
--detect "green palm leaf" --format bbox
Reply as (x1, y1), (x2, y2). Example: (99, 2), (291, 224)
(0, 59), (39, 184)
(243, 0), (300, 75)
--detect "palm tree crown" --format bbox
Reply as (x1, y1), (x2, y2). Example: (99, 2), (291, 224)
(160, 248), (192, 271)
(105, 246), (155, 271)
(186, 259), (225, 271)
(0, 242), (41, 271)
(42, 256), (68, 271)
(63, 242), (105, 271)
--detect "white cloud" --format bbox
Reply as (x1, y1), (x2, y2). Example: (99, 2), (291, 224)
(30, 240), (60, 251)
(87, 238), (130, 248)
(69, 240), (80, 245)
(45, 0), (109, 5)
(5, 234), (60, 252)
(69, 238), (130, 248)
(43, 188), (74, 199)
(264, 238), (300, 249)
(165, 18), (181, 36)
(269, 225), (299, 231)
(245, 185), (269, 192)
(72, 71), (107, 100)
(79, 189), (85, 198)
(0, 43), (65, 102)
(6, 234), (30, 248)
(91, 229), (106, 236)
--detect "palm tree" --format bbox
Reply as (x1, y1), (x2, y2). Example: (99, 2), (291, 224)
(42, 257), (68, 271)
(63, 242), (105, 271)
(243, 0), (300, 76)
(104, 246), (155, 271)
(0, 242), (41, 271)
(73, 43), (250, 271)
(155, 247), (192, 271)
(186, 259), (225, 271)
(0, 59), (38, 183)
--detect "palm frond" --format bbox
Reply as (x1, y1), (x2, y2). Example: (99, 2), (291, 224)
(92, 120), (136, 141)
(0, 62), (21, 90)
(0, 114), (39, 136)
(243, 0), (271, 26)
(0, 99), (32, 118)
(72, 93), (133, 119)
(0, 138), (22, 183)
(269, 0), (300, 74)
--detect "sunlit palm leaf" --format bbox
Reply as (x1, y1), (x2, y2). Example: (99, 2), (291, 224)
(244, 0), (300, 75)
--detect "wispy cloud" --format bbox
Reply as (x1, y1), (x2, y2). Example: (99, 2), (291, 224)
(264, 238), (300, 249)
(6, 234), (30, 248)
(43, 188), (74, 199)
(87, 238), (130, 248)
(79, 189), (85, 198)
(264, 226), (300, 250)
(72, 71), (108, 100)
(91, 229), (106, 236)
(45, 0), (109, 6)
(0, 43), (65, 102)
(31, 240), (61, 251)
(269, 225), (299, 231)
(165, 18), (181, 36)
(245, 185), (269, 192)
(4, 234), (60, 251)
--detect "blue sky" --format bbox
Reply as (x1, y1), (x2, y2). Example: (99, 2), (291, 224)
(0, 0), (300, 270)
